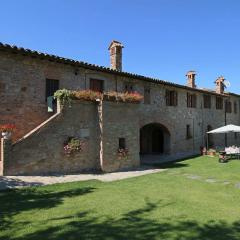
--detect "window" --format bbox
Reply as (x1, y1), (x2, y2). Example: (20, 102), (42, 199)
(187, 93), (197, 108)
(46, 79), (59, 100)
(166, 90), (178, 106)
(203, 95), (211, 108)
(124, 83), (134, 93)
(144, 87), (151, 104)
(119, 138), (126, 149)
(186, 125), (192, 139)
(235, 133), (238, 140)
(225, 101), (232, 113)
(90, 79), (104, 92)
(216, 97), (223, 110)
(234, 101), (237, 114)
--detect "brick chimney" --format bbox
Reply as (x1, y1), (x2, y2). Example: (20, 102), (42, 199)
(108, 40), (124, 71)
(215, 76), (225, 94)
(186, 71), (196, 88)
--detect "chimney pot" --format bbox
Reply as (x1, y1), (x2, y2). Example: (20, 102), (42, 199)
(186, 71), (197, 88)
(215, 76), (225, 94)
(108, 40), (124, 71)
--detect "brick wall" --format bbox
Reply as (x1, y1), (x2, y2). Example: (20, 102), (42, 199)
(4, 101), (100, 175)
(2, 100), (140, 175)
(102, 101), (140, 172)
(1, 50), (240, 175)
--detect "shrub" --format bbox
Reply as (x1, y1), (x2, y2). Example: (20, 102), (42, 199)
(54, 89), (143, 104)
(122, 92), (143, 103)
(54, 89), (73, 105)
(72, 90), (103, 101)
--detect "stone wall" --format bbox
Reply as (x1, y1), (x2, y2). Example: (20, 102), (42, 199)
(101, 101), (140, 172)
(1, 100), (140, 175)
(1, 50), (240, 172)
(0, 51), (117, 140)
(3, 101), (100, 175)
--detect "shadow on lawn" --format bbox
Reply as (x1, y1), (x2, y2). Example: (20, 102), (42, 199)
(153, 155), (202, 169)
(6, 200), (240, 240)
(0, 176), (43, 190)
(0, 186), (96, 230)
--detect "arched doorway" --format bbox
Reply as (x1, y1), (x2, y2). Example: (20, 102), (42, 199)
(140, 123), (170, 154)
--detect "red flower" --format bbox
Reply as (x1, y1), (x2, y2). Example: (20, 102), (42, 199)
(0, 124), (16, 132)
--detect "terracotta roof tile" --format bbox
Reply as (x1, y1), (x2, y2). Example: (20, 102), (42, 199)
(0, 42), (239, 97)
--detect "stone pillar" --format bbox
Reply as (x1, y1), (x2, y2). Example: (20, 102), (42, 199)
(108, 40), (124, 71)
(186, 71), (196, 88)
(96, 99), (104, 172)
(0, 138), (12, 176)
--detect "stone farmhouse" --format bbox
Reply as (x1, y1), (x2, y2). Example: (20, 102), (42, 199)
(0, 40), (240, 175)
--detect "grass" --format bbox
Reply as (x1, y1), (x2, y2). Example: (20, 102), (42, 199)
(1, 156), (240, 239)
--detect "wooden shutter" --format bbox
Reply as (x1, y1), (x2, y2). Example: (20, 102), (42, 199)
(193, 94), (197, 108)
(90, 79), (103, 92)
(166, 90), (170, 106)
(174, 91), (178, 106)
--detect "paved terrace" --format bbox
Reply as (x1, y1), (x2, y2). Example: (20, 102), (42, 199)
(0, 167), (165, 190)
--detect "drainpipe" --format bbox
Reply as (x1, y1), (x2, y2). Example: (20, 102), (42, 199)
(96, 98), (103, 171)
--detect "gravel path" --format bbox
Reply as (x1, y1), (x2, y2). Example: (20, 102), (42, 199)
(0, 167), (165, 190)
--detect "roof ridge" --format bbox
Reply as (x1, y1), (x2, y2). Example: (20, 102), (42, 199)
(0, 41), (239, 97)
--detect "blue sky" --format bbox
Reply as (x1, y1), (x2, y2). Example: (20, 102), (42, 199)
(0, 0), (239, 93)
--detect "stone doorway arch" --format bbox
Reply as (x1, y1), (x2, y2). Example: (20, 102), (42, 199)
(140, 123), (171, 155)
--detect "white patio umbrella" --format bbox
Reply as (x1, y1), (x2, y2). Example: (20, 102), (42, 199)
(206, 124), (240, 149)
(207, 124), (240, 134)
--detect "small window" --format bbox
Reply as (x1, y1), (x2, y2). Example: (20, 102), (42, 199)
(90, 79), (104, 93)
(187, 93), (197, 108)
(119, 138), (126, 149)
(235, 133), (238, 140)
(203, 95), (211, 108)
(186, 125), (192, 139)
(216, 97), (223, 110)
(144, 87), (151, 104)
(46, 79), (59, 100)
(225, 101), (232, 113)
(124, 83), (134, 93)
(166, 90), (178, 106)
(234, 101), (237, 114)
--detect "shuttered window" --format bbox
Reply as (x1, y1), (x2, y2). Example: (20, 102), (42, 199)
(234, 101), (237, 114)
(46, 79), (59, 100)
(216, 97), (223, 110)
(187, 93), (197, 108)
(225, 101), (232, 113)
(90, 79), (104, 93)
(166, 90), (178, 106)
(203, 95), (211, 108)
(144, 87), (151, 104)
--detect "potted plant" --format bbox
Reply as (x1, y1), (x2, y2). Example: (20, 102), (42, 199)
(207, 148), (216, 156)
(117, 148), (129, 159)
(0, 124), (16, 139)
(63, 137), (86, 155)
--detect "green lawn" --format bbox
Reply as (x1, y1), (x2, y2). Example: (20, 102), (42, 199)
(1, 156), (240, 240)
